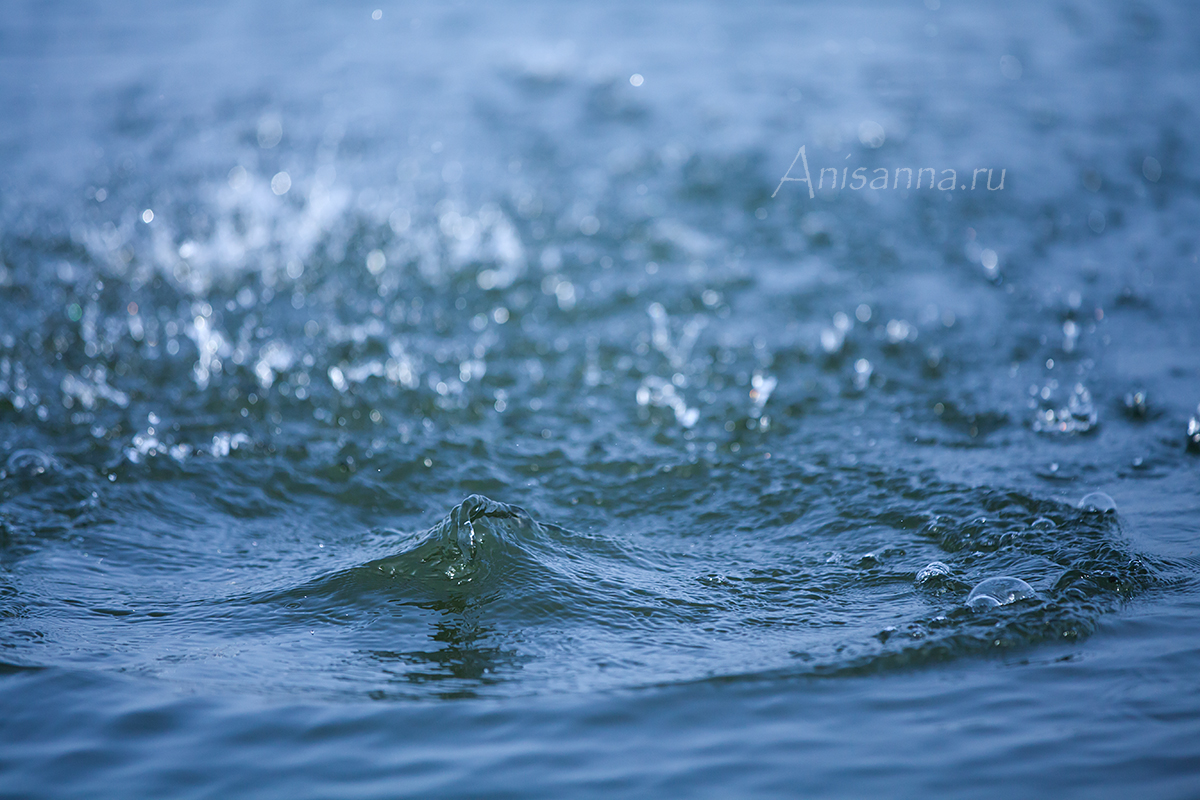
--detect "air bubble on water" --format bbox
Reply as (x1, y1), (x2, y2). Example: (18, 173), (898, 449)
(4, 449), (59, 478)
(966, 576), (1037, 610)
(1142, 156), (1162, 182)
(257, 114), (283, 149)
(858, 120), (885, 148)
(915, 561), (951, 584)
(227, 165), (249, 191)
(1078, 491), (1116, 514)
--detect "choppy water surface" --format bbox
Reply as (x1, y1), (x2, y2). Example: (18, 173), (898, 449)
(2, 1), (1200, 797)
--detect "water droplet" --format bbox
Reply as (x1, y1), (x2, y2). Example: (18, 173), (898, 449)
(1078, 492), (1116, 514)
(966, 576), (1037, 610)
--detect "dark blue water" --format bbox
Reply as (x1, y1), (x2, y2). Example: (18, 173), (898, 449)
(2, 1), (1199, 797)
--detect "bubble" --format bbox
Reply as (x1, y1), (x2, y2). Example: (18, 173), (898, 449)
(388, 209), (411, 234)
(271, 172), (292, 195)
(629, 74), (644, 87)
(257, 114), (283, 149)
(141, 208), (154, 223)
(4, 449), (59, 478)
(858, 120), (885, 149)
(915, 561), (951, 584)
(966, 577), (1037, 610)
(1142, 157), (1162, 182)
(1078, 492), (1117, 514)
(366, 249), (386, 275)
(999, 54), (1023, 80)
(227, 165), (249, 191)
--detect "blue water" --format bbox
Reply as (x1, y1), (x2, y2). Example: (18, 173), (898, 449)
(2, 1), (1200, 797)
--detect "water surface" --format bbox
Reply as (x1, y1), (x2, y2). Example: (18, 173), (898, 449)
(2, 1), (1199, 797)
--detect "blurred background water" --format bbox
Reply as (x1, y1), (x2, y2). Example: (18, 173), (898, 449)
(2, 0), (1199, 797)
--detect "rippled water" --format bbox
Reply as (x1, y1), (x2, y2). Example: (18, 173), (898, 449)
(2, 1), (1200, 797)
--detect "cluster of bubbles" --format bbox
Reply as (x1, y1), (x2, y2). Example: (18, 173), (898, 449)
(908, 491), (1119, 615)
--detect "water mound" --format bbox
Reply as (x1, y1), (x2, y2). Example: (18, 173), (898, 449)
(369, 494), (542, 586)
(966, 577), (1038, 610)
